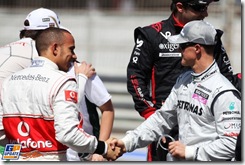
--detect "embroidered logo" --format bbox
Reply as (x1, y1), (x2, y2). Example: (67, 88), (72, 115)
(65, 90), (78, 103)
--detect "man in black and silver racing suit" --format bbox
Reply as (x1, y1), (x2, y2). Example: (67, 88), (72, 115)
(117, 20), (241, 161)
(126, 0), (240, 161)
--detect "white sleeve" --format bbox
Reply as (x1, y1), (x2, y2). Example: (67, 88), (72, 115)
(195, 91), (241, 161)
(67, 66), (75, 77)
(122, 84), (178, 152)
(84, 74), (111, 107)
(53, 79), (98, 153)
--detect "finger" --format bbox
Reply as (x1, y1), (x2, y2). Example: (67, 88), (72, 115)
(88, 63), (92, 67)
(74, 61), (77, 67)
(109, 141), (116, 149)
(161, 137), (166, 143)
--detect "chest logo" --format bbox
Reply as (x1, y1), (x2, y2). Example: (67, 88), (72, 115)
(17, 121), (30, 137)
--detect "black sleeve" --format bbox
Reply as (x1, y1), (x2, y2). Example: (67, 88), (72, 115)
(214, 30), (234, 81)
(127, 27), (156, 118)
(235, 130), (241, 161)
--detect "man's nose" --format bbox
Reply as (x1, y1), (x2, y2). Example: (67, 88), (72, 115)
(201, 10), (208, 17)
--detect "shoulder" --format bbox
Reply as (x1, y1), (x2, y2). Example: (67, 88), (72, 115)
(134, 21), (165, 40)
(174, 70), (192, 88)
(0, 38), (37, 57)
(134, 16), (175, 43)
(178, 71), (192, 82)
(9, 38), (34, 47)
(210, 73), (240, 98)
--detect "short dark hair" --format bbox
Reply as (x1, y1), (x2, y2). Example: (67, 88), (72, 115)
(201, 44), (215, 55)
(35, 27), (71, 56)
(170, 1), (188, 13)
(19, 30), (42, 40)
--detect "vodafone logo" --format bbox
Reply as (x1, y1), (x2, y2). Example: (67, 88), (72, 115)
(13, 121), (53, 149)
(17, 121), (30, 137)
(65, 90), (78, 103)
(70, 91), (76, 99)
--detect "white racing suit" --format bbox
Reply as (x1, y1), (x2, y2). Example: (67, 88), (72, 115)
(0, 37), (38, 148)
(122, 61), (241, 161)
(0, 57), (105, 161)
(0, 38), (37, 91)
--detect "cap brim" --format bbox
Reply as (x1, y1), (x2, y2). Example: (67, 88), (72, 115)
(20, 25), (69, 32)
(168, 34), (189, 44)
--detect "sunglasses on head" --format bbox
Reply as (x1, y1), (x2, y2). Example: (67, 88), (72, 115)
(186, 3), (208, 12)
(179, 42), (197, 50)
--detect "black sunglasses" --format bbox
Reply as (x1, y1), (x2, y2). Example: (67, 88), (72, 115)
(186, 3), (208, 12)
(179, 42), (197, 50)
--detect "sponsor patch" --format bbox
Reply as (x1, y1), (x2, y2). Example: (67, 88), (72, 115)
(197, 84), (212, 93)
(65, 90), (78, 103)
(151, 22), (162, 32)
(224, 132), (239, 137)
(229, 102), (235, 110)
(192, 89), (209, 105)
(31, 60), (45, 67)
(223, 122), (241, 130)
(159, 53), (181, 57)
(42, 18), (50, 22)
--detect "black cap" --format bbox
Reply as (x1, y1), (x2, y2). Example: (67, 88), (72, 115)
(172, 0), (219, 5)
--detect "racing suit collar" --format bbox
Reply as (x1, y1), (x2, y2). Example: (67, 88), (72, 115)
(31, 56), (59, 70)
(172, 13), (185, 28)
(171, 14), (184, 34)
(191, 60), (218, 82)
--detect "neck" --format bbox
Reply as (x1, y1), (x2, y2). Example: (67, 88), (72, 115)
(173, 12), (188, 26)
(192, 58), (214, 73)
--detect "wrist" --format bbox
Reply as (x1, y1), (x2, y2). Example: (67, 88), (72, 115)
(185, 146), (197, 160)
(77, 73), (88, 79)
(103, 142), (108, 156)
(94, 140), (106, 155)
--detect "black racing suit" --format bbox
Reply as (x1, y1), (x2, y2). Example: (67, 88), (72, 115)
(127, 14), (235, 161)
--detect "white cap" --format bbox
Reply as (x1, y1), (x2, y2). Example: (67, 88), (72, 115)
(23, 8), (65, 30)
(168, 20), (217, 45)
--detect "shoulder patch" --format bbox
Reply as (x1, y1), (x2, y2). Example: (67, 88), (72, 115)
(65, 90), (78, 103)
(150, 22), (162, 32)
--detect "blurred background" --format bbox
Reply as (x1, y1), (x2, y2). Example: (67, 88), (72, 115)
(0, 0), (241, 161)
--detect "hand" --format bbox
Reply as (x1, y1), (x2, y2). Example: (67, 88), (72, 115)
(168, 140), (186, 159)
(109, 138), (126, 153)
(91, 154), (106, 161)
(104, 138), (124, 161)
(74, 61), (96, 78)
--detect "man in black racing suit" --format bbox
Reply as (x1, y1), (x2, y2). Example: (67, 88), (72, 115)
(127, 0), (240, 161)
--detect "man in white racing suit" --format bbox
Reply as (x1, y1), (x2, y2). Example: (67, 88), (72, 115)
(111, 20), (241, 161)
(0, 28), (121, 161)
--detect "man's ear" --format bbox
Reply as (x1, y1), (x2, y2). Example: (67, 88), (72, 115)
(52, 43), (59, 56)
(176, 2), (185, 13)
(195, 44), (201, 53)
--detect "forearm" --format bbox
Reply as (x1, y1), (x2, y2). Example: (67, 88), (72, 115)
(122, 109), (174, 152)
(76, 74), (88, 102)
(127, 76), (156, 119)
(99, 111), (114, 140)
(98, 100), (114, 141)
